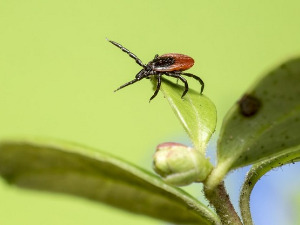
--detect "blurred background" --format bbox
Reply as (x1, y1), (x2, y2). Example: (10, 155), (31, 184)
(1, 1), (300, 224)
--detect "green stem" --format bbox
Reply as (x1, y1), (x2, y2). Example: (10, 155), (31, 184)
(204, 181), (242, 225)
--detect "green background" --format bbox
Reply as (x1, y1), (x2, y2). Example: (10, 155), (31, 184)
(1, 1), (300, 224)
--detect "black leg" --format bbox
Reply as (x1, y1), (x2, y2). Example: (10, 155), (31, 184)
(181, 72), (204, 94)
(165, 73), (189, 98)
(107, 39), (146, 68)
(149, 75), (162, 102)
(114, 78), (140, 92)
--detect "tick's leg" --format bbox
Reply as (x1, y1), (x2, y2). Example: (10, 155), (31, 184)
(181, 72), (204, 94)
(149, 74), (162, 102)
(165, 72), (189, 98)
(107, 39), (146, 68)
(114, 78), (140, 92)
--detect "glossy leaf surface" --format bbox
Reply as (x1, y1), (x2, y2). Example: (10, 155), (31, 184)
(157, 78), (217, 153)
(0, 138), (221, 225)
(206, 58), (300, 190)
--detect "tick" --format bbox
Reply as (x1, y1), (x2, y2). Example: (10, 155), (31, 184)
(107, 39), (204, 101)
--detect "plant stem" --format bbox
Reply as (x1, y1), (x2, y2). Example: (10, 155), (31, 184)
(204, 181), (242, 225)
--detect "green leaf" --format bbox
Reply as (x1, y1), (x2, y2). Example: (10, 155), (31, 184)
(206, 57), (300, 190)
(0, 138), (221, 225)
(239, 145), (300, 225)
(157, 78), (217, 153)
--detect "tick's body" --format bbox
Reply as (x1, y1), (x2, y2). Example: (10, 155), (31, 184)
(108, 39), (204, 101)
(149, 53), (194, 72)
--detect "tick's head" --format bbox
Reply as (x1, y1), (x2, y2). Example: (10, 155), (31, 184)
(135, 68), (147, 80)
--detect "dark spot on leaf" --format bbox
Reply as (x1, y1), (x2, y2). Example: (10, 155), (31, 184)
(238, 94), (261, 117)
(248, 181), (252, 186)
